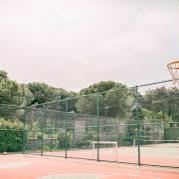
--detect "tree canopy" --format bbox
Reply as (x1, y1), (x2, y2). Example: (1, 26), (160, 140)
(0, 70), (33, 107)
(0, 70), (178, 122)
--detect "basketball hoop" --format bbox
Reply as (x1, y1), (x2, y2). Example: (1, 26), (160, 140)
(167, 60), (179, 87)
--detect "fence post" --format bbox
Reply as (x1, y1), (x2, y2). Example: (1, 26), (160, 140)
(65, 99), (69, 159)
(50, 117), (53, 151)
(22, 108), (26, 154)
(135, 86), (141, 166)
(41, 108), (45, 156)
(96, 95), (100, 161)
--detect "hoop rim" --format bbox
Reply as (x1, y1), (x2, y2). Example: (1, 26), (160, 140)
(167, 60), (179, 86)
(167, 60), (179, 67)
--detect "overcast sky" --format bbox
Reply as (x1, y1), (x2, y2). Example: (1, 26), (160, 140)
(0, 0), (179, 91)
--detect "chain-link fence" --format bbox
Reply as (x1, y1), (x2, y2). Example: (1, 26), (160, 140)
(0, 105), (24, 153)
(0, 80), (179, 168)
(137, 80), (179, 168)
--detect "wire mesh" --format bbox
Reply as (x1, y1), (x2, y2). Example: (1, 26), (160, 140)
(0, 105), (24, 153)
(0, 79), (179, 168)
(138, 80), (179, 167)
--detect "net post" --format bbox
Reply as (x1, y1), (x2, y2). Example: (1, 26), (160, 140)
(135, 86), (141, 166)
(96, 95), (100, 161)
(65, 98), (69, 159)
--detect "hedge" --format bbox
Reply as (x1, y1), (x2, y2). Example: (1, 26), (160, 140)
(165, 128), (179, 140)
(0, 118), (25, 153)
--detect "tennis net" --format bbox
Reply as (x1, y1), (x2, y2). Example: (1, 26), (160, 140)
(133, 139), (179, 148)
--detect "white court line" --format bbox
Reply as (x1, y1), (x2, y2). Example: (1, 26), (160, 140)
(25, 154), (179, 172)
(101, 172), (161, 179)
(22, 154), (179, 177)
(37, 173), (101, 179)
(0, 161), (30, 169)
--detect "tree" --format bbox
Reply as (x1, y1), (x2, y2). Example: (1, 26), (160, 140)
(28, 82), (68, 104)
(141, 87), (179, 122)
(0, 70), (33, 119)
(0, 70), (8, 80)
(80, 81), (116, 95)
(75, 94), (104, 115)
(105, 84), (135, 118)
(76, 81), (135, 118)
(76, 81), (116, 116)
(27, 82), (78, 113)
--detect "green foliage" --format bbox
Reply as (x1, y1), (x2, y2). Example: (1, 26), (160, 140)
(105, 85), (134, 117)
(0, 70), (8, 80)
(0, 71), (33, 119)
(141, 87), (179, 122)
(0, 74), (29, 107)
(121, 120), (150, 146)
(25, 110), (43, 138)
(0, 118), (25, 152)
(165, 128), (179, 140)
(43, 145), (51, 151)
(27, 82), (77, 112)
(37, 133), (43, 140)
(121, 120), (137, 144)
(75, 94), (104, 115)
(1, 70), (179, 124)
(80, 81), (116, 95)
(76, 82), (135, 118)
(28, 82), (67, 104)
(75, 138), (91, 149)
(141, 108), (171, 122)
(57, 131), (71, 149)
(20, 84), (34, 107)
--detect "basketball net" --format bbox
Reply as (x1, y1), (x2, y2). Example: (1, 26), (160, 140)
(167, 61), (179, 87)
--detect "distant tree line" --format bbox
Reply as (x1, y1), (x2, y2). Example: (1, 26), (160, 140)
(0, 70), (179, 122)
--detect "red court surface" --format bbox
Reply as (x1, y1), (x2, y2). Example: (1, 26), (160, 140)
(43, 146), (179, 168)
(0, 154), (179, 179)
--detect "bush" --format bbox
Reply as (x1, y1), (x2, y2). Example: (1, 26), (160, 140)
(165, 128), (179, 140)
(57, 131), (71, 149)
(0, 118), (25, 153)
(75, 133), (96, 149)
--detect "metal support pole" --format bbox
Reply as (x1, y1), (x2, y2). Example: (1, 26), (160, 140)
(65, 99), (68, 158)
(22, 108), (26, 154)
(41, 108), (45, 156)
(50, 117), (53, 151)
(96, 95), (100, 161)
(135, 86), (141, 166)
